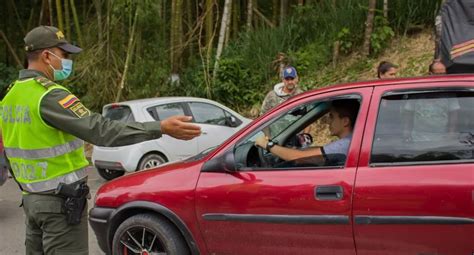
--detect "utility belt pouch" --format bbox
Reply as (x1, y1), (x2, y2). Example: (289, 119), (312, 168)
(55, 182), (90, 225)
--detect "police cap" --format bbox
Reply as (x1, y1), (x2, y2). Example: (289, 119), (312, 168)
(24, 26), (82, 53)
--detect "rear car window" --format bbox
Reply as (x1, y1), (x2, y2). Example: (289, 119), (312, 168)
(371, 90), (474, 165)
(103, 105), (135, 123)
(151, 103), (186, 121)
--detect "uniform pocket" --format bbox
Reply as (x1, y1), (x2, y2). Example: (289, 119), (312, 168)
(32, 198), (64, 214)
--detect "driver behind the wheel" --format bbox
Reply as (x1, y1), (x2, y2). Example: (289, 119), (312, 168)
(255, 100), (359, 165)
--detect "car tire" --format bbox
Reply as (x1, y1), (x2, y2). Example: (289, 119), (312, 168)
(112, 213), (189, 255)
(137, 153), (167, 170)
(96, 168), (125, 181)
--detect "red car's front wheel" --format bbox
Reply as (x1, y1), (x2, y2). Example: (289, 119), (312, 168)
(112, 213), (189, 255)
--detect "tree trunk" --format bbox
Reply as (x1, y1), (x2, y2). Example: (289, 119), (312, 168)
(383, 0), (388, 19)
(48, 0), (54, 25)
(0, 30), (23, 67)
(106, 0), (111, 67)
(116, 6), (139, 102)
(55, 0), (64, 31)
(185, 0), (194, 57)
(27, 5), (36, 31)
(93, 0), (102, 42)
(280, 0), (289, 25)
(332, 41), (340, 68)
(204, 0), (214, 48)
(171, 0), (184, 74)
(253, 7), (275, 28)
(246, 0), (253, 29)
(231, 0), (241, 39)
(70, 0), (83, 46)
(64, 0), (70, 39)
(298, 0), (304, 6)
(272, 0), (278, 26)
(9, 0), (25, 34)
(363, 0), (376, 56)
(213, 0), (232, 79)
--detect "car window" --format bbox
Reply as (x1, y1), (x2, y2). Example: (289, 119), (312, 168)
(234, 96), (361, 170)
(150, 103), (186, 120)
(371, 91), (474, 165)
(189, 102), (228, 126)
(103, 105), (135, 123)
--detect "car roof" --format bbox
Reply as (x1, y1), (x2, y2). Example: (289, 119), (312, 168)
(253, 74), (474, 119)
(103, 96), (249, 121)
(298, 74), (474, 97)
(104, 97), (225, 108)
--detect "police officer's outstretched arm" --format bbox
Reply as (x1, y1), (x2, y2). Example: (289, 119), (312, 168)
(40, 89), (201, 147)
(160, 115), (202, 140)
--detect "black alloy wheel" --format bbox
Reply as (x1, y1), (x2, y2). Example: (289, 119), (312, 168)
(112, 214), (189, 255)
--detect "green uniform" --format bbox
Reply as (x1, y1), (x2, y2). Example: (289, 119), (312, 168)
(1, 69), (163, 255)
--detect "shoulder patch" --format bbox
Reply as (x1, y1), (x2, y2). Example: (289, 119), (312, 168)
(34, 76), (56, 88)
(69, 102), (91, 118)
(58, 94), (79, 108)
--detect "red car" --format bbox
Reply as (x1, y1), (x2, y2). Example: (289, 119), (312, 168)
(89, 76), (474, 255)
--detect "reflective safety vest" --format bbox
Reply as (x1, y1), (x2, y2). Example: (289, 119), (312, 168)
(0, 77), (89, 193)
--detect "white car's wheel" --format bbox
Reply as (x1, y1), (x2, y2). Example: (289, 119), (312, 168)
(97, 168), (125, 181)
(137, 153), (167, 170)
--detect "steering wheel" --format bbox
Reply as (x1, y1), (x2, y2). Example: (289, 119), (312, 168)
(256, 145), (272, 167)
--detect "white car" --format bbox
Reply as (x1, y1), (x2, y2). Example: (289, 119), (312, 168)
(92, 97), (252, 180)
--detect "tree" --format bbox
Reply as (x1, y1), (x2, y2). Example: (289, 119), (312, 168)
(363, 0), (377, 56)
(204, 0), (214, 49)
(272, 0), (278, 25)
(171, 0), (184, 75)
(115, 5), (139, 102)
(247, 0), (253, 29)
(213, 0), (232, 79)
(69, 0), (83, 47)
(55, 0), (64, 31)
(280, 0), (289, 25)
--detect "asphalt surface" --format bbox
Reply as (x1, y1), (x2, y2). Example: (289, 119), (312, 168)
(0, 166), (107, 254)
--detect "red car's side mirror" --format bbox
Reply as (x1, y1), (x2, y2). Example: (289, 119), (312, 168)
(201, 149), (236, 173)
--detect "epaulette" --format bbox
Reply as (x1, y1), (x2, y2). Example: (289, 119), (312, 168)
(34, 76), (56, 88)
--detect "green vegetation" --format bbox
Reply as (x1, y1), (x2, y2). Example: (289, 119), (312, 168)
(0, 0), (443, 115)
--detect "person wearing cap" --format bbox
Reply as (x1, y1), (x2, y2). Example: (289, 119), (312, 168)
(0, 26), (201, 255)
(260, 66), (303, 115)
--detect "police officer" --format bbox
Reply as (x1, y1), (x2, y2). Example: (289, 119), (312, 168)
(0, 26), (201, 255)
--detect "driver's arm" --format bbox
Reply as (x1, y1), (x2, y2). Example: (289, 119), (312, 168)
(255, 135), (321, 161)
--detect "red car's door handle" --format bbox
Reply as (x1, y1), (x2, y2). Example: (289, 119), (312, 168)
(315, 185), (344, 201)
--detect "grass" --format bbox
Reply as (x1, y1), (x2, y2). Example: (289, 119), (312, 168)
(307, 30), (435, 89)
(244, 29), (436, 118)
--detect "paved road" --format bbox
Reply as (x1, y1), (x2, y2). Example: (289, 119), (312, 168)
(0, 166), (107, 254)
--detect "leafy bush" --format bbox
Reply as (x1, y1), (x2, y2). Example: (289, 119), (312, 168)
(371, 16), (395, 56)
(389, 0), (442, 33)
(290, 42), (332, 78)
(336, 27), (356, 55)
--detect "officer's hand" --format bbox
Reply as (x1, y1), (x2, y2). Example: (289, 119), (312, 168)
(161, 116), (201, 140)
